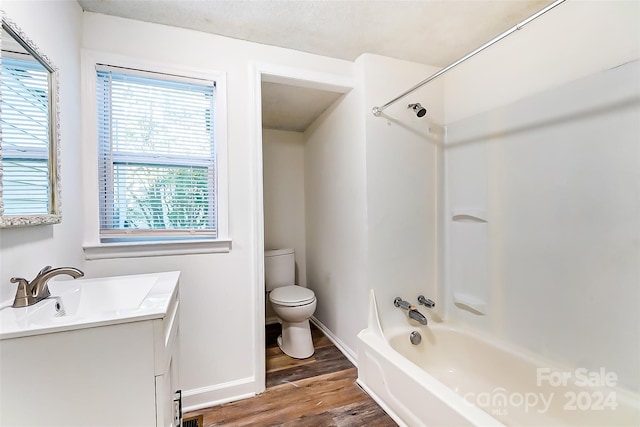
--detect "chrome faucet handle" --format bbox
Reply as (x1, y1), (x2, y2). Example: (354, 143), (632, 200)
(394, 297), (412, 311)
(11, 277), (36, 308)
(418, 295), (435, 308)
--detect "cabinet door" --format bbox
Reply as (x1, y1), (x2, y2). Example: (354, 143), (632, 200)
(155, 346), (180, 427)
(155, 297), (180, 426)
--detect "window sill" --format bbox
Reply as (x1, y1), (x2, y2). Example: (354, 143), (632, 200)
(83, 238), (232, 260)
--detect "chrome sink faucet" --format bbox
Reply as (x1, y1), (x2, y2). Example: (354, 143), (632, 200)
(11, 266), (84, 308)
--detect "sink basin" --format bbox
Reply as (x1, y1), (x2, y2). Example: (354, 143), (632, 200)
(0, 271), (180, 340)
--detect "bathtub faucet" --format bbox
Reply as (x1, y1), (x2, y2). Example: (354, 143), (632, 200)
(394, 297), (428, 325)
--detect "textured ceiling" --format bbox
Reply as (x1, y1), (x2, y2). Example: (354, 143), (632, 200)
(76, 0), (555, 131)
(261, 82), (345, 133)
(77, 0), (553, 66)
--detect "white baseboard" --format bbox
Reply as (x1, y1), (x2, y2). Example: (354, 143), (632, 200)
(310, 316), (358, 367)
(265, 316), (279, 325)
(181, 376), (257, 412)
(182, 320), (358, 413)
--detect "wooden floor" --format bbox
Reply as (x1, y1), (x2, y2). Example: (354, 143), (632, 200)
(185, 323), (397, 426)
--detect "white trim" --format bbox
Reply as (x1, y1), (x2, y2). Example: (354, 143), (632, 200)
(310, 316), (358, 367)
(95, 63), (214, 86)
(180, 323), (355, 414)
(249, 61), (355, 399)
(80, 49), (229, 248)
(256, 62), (353, 94)
(181, 376), (256, 412)
(265, 316), (279, 325)
(83, 239), (232, 260)
(249, 61), (266, 396)
(266, 317), (357, 365)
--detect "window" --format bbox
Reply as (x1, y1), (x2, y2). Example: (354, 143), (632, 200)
(1, 56), (50, 215)
(96, 65), (218, 242)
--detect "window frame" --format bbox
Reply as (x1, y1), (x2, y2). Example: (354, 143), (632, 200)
(96, 65), (218, 238)
(81, 51), (230, 259)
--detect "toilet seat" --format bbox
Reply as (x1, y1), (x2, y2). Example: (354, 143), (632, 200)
(270, 285), (315, 307)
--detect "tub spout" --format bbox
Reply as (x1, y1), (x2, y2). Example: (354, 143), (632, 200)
(394, 297), (428, 325)
(408, 308), (428, 325)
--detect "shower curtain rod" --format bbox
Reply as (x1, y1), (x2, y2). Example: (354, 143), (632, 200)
(371, 0), (567, 117)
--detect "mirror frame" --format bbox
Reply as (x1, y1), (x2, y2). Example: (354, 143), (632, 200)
(0, 14), (61, 228)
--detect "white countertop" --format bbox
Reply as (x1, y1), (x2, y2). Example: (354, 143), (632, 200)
(0, 271), (180, 340)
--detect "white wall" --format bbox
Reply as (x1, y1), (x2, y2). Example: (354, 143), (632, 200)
(444, 1), (640, 392)
(360, 54), (445, 329)
(262, 129), (307, 286)
(0, 2), (84, 299)
(303, 81), (368, 358)
(304, 54), (445, 357)
(80, 13), (352, 409)
(262, 129), (306, 321)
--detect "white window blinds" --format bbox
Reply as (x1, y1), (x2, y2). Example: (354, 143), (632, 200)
(96, 65), (217, 240)
(1, 56), (50, 215)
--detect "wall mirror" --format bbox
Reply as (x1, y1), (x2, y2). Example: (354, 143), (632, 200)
(0, 15), (60, 227)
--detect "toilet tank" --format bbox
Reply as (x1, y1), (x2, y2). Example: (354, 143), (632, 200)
(265, 248), (295, 291)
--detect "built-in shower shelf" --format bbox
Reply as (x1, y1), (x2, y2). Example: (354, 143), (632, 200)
(451, 208), (488, 223)
(453, 292), (486, 315)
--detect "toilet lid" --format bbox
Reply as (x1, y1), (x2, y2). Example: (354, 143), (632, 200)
(269, 285), (315, 306)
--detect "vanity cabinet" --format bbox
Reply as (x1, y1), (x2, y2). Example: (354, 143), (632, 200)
(0, 280), (180, 427)
(155, 287), (181, 427)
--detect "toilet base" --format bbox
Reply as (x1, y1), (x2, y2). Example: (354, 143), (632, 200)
(277, 319), (314, 359)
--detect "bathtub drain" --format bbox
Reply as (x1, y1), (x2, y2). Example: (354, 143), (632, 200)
(410, 331), (422, 345)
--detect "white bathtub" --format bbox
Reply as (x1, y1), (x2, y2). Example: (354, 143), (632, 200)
(357, 291), (640, 427)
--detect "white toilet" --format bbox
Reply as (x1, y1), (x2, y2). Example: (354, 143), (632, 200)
(265, 248), (317, 359)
